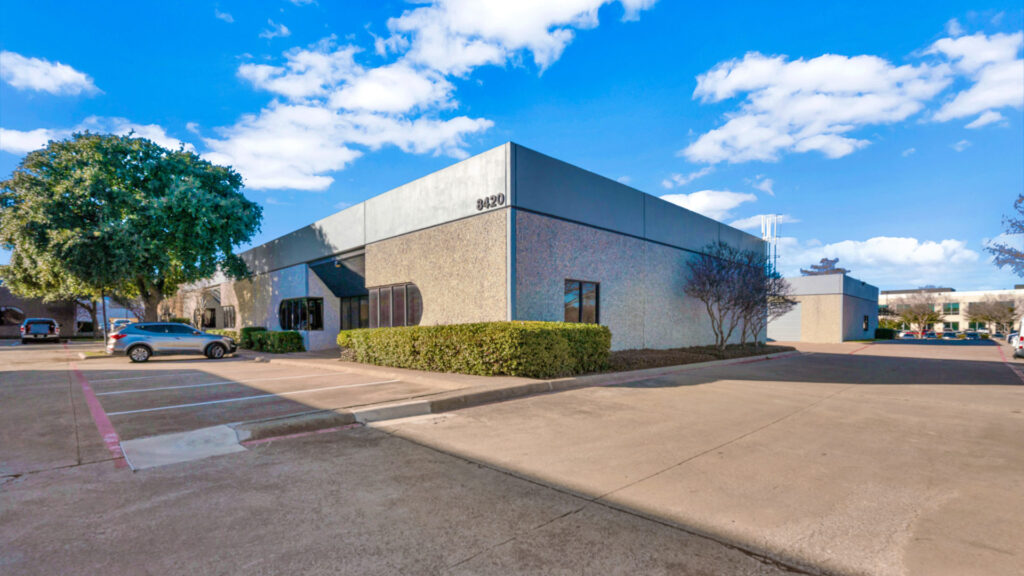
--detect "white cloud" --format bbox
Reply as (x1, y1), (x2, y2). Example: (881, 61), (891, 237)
(0, 128), (63, 154)
(202, 102), (492, 190)
(328, 63), (454, 113)
(214, 9), (233, 23)
(964, 110), (1005, 128)
(952, 139), (971, 152)
(682, 51), (951, 164)
(776, 236), (980, 287)
(750, 175), (774, 195)
(659, 189), (756, 221)
(381, 0), (656, 75)
(945, 18), (964, 37)
(928, 32), (1023, 123)
(260, 19), (291, 40)
(730, 213), (799, 231)
(186, 122), (201, 134)
(0, 117), (193, 156)
(0, 51), (97, 95)
(616, 175), (631, 184)
(902, 147), (916, 157)
(660, 166), (713, 189)
(239, 41), (360, 100)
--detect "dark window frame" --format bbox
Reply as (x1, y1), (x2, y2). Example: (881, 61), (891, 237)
(222, 305), (236, 329)
(366, 283), (423, 328)
(341, 295), (370, 331)
(564, 279), (600, 324)
(278, 297), (325, 331)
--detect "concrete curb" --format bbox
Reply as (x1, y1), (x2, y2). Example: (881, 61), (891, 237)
(232, 349), (802, 442)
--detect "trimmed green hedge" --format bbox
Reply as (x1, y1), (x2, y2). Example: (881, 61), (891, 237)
(249, 330), (305, 353)
(874, 327), (896, 340)
(206, 329), (240, 342)
(239, 326), (267, 349)
(336, 321), (611, 378)
(167, 317), (191, 325)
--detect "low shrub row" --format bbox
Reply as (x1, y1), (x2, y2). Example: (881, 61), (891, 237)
(249, 330), (305, 353)
(205, 328), (240, 342)
(239, 326), (267, 349)
(874, 327), (896, 340)
(167, 317), (191, 325)
(337, 321), (611, 378)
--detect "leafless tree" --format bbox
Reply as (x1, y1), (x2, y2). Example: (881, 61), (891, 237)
(892, 292), (943, 336)
(685, 241), (746, 351)
(965, 296), (1020, 333)
(988, 195), (1024, 277)
(738, 255), (796, 349)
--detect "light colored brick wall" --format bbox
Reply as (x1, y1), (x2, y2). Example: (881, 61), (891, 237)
(365, 209), (508, 326)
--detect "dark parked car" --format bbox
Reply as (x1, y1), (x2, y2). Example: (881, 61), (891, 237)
(106, 322), (237, 362)
(964, 331), (980, 340)
(20, 318), (60, 344)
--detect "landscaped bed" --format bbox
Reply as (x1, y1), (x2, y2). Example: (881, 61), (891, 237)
(606, 344), (796, 373)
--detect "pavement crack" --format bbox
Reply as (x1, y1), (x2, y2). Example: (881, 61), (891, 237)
(444, 505), (587, 571)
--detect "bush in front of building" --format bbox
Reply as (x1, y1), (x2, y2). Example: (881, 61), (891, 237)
(249, 330), (305, 353)
(239, 326), (267, 349)
(874, 328), (896, 340)
(336, 321), (611, 378)
(205, 328), (240, 342)
(168, 317), (191, 325)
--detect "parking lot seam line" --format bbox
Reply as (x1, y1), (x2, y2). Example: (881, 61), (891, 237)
(848, 343), (873, 355)
(95, 373), (335, 396)
(106, 379), (402, 416)
(240, 423), (363, 446)
(63, 344), (127, 469)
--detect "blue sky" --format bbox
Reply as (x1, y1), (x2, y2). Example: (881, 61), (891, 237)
(1, 0), (1021, 290)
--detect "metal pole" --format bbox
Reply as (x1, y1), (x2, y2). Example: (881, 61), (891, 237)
(100, 290), (108, 341)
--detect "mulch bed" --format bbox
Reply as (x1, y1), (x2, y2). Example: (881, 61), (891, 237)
(606, 344), (796, 373)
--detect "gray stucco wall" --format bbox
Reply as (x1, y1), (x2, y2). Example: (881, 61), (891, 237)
(514, 211), (736, 351)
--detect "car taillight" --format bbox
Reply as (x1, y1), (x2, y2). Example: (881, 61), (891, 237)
(110, 333), (128, 341)
(20, 325), (25, 333)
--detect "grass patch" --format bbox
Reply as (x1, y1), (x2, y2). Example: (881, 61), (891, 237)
(607, 344), (796, 373)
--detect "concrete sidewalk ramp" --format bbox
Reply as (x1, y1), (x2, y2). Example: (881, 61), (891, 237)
(120, 425), (246, 470)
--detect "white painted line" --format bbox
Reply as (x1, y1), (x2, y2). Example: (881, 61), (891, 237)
(96, 373), (330, 396)
(90, 372), (204, 384)
(107, 379), (402, 416)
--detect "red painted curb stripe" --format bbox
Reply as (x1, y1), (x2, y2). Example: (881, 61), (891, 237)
(241, 423), (362, 446)
(64, 344), (126, 468)
(848, 343), (873, 355)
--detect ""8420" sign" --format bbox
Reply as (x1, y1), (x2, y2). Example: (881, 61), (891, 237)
(476, 193), (506, 211)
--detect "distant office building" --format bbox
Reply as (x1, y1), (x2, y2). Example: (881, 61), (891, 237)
(0, 284), (76, 338)
(767, 274), (879, 343)
(878, 287), (1023, 332)
(168, 143), (764, 351)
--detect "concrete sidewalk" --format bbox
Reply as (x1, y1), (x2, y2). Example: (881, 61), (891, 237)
(231, 348), (801, 440)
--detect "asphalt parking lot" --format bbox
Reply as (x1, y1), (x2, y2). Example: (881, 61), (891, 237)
(2, 338), (1022, 575)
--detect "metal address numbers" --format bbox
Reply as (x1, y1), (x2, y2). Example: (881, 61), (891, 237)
(476, 193), (506, 211)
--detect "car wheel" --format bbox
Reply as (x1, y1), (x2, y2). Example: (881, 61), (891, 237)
(206, 343), (226, 360)
(128, 345), (151, 363)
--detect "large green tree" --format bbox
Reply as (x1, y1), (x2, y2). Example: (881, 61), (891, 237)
(0, 132), (262, 321)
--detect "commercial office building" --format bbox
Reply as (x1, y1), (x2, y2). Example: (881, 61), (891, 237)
(175, 143), (763, 351)
(767, 274), (879, 343)
(879, 287), (1023, 332)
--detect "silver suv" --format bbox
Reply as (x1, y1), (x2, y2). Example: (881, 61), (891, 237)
(106, 322), (237, 362)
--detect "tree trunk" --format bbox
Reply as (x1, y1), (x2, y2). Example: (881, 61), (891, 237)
(78, 299), (99, 339)
(142, 287), (163, 322)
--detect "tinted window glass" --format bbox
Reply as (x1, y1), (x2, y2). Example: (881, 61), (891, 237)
(359, 296), (369, 328)
(341, 299), (352, 331)
(379, 287), (392, 328)
(308, 299), (323, 330)
(581, 282), (598, 324)
(222, 306), (236, 329)
(406, 285), (422, 326)
(393, 285), (406, 328)
(368, 290), (379, 329)
(564, 281), (581, 323)
(168, 325), (196, 334)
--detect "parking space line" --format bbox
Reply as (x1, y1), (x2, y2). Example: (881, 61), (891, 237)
(90, 372), (204, 384)
(107, 379), (401, 416)
(96, 373), (332, 396)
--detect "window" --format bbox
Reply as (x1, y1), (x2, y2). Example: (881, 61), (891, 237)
(564, 280), (599, 324)
(278, 298), (324, 331)
(222, 305), (236, 329)
(202, 308), (216, 328)
(863, 316), (869, 331)
(968, 321), (986, 331)
(946, 322), (959, 331)
(341, 296), (369, 330)
(168, 325), (196, 334)
(366, 283), (422, 328)
(0, 306), (25, 326)
(942, 302), (960, 315)
(878, 305), (890, 316)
